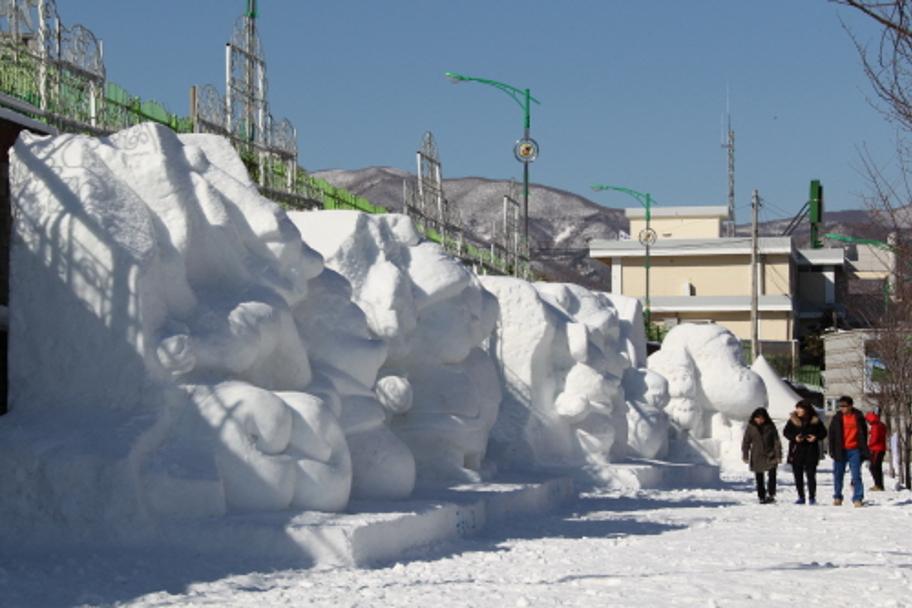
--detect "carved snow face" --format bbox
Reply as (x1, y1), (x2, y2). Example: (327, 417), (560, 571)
(667, 396), (704, 435)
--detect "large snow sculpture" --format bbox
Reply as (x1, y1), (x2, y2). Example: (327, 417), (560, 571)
(479, 278), (630, 471)
(647, 323), (767, 465)
(604, 294), (670, 460)
(291, 211), (501, 484)
(2, 124), (357, 538)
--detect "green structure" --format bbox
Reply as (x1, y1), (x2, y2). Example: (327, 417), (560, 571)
(809, 179), (824, 249)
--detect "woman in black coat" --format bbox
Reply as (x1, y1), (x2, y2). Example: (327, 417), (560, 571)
(782, 400), (827, 505)
(742, 407), (782, 503)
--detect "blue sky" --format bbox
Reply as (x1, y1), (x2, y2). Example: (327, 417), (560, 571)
(73, 1), (896, 221)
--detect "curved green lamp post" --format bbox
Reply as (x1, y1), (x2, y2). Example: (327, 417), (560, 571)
(445, 71), (540, 259)
(592, 184), (655, 327)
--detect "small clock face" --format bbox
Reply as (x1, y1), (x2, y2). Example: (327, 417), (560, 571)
(638, 228), (658, 246)
(514, 137), (539, 163)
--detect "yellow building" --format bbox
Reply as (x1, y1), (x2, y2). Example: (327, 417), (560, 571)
(589, 205), (845, 346)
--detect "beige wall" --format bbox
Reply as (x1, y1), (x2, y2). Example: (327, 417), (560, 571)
(623, 255), (750, 297)
(630, 216), (721, 240)
(653, 311), (793, 341)
(762, 255), (792, 296)
(620, 254), (792, 298)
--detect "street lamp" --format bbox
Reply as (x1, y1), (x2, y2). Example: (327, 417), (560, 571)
(591, 184), (656, 327)
(445, 71), (540, 264)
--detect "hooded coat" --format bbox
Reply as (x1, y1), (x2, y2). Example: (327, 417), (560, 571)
(782, 411), (827, 467)
(866, 411), (887, 453)
(742, 412), (782, 473)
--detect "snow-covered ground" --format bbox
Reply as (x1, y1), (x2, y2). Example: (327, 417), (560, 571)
(3, 466), (909, 608)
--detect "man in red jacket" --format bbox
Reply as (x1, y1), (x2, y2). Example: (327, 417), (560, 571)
(829, 396), (870, 507)
(866, 409), (888, 491)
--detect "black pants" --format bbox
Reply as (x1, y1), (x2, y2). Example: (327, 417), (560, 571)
(792, 463), (817, 500)
(870, 452), (885, 489)
(755, 468), (777, 500)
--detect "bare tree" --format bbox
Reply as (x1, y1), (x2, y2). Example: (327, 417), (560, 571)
(835, 1), (912, 130)
(836, 0), (912, 488)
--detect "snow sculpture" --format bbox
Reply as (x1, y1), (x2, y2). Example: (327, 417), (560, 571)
(291, 211), (501, 484)
(2, 125), (357, 537)
(750, 355), (801, 420)
(647, 348), (703, 436)
(604, 294), (670, 459)
(647, 323), (767, 466)
(623, 369), (670, 459)
(289, 265), (415, 500)
(480, 278), (630, 471)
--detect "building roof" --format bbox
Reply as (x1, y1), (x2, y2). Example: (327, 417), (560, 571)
(625, 205), (729, 219)
(589, 236), (793, 258)
(648, 295), (793, 313)
(796, 248), (845, 266)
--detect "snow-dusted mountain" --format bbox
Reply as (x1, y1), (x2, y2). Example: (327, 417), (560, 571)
(313, 166), (626, 287)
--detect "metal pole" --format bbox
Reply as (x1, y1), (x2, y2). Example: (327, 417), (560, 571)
(225, 44), (232, 134)
(645, 192), (652, 327)
(751, 188), (760, 361)
(523, 88), (531, 259)
(38, 0), (48, 112)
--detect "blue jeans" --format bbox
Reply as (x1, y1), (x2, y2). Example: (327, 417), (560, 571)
(833, 448), (864, 503)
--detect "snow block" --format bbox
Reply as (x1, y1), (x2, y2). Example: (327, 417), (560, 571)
(142, 477), (575, 567)
(594, 459), (720, 491)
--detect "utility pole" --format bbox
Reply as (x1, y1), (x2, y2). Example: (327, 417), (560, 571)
(750, 189), (761, 361)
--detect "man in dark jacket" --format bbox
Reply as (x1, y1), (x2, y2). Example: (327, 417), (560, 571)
(828, 396), (869, 507)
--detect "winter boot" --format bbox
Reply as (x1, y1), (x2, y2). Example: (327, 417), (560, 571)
(833, 498), (843, 506)
(853, 500), (863, 508)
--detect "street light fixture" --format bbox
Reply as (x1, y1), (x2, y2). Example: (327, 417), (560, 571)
(591, 184), (656, 327)
(445, 71), (540, 264)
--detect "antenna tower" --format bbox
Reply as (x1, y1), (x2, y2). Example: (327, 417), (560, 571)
(722, 96), (735, 237)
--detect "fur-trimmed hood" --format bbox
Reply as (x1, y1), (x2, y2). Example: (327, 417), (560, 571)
(789, 412), (820, 426)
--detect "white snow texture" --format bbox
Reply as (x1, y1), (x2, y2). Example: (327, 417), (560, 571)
(1, 124), (754, 544)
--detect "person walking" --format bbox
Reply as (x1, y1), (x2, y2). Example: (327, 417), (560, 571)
(782, 400), (827, 505)
(829, 396), (870, 507)
(742, 407), (782, 504)
(866, 409), (887, 492)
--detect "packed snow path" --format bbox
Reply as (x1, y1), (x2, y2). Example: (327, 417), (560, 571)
(3, 471), (910, 607)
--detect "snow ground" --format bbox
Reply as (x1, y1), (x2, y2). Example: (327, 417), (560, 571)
(2, 467), (910, 608)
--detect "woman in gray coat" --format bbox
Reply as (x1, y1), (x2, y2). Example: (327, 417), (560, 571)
(742, 407), (782, 503)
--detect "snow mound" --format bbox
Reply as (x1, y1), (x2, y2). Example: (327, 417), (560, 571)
(291, 211), (501, 485)
(751, 355), (802, 420)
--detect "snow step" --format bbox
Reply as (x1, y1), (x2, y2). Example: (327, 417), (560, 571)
(150, 477), (575, 567)
(596, 460), (721, 491)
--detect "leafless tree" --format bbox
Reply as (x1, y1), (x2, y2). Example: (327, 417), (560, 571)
(835, 1), (912, 130)
(835, 0), (912, 488)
